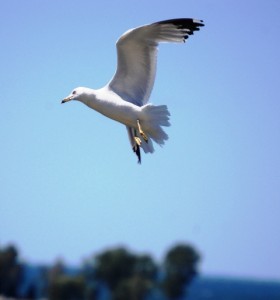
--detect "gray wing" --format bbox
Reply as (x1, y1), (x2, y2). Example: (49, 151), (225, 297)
(108, 18), (204, 106)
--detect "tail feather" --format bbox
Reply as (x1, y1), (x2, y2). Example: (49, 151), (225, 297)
(126, 104), (170, 163)
(141, 104), (170, 146)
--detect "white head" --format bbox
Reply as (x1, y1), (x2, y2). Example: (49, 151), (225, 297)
(61, 87), (89, 104)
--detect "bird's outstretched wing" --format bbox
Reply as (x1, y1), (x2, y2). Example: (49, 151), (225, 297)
(108, 18), (204, 106)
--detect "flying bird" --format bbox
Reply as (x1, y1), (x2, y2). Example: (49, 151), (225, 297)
(62, 18), (204, 163)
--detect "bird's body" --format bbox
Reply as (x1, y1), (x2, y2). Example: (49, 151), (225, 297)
(62, 18), (204, 163)
(79, 86), (142, 129)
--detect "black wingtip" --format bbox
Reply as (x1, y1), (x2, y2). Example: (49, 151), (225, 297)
(156, 18), (205, 41)
(157, 18), (205, 27)
(196, 19), (205, 27)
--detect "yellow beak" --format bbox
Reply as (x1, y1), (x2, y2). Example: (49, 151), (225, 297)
(61, 95), (73, 104)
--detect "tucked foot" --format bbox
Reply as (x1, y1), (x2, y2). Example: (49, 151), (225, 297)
(134, 136), (142, 146)
(137, 120), (148, 143)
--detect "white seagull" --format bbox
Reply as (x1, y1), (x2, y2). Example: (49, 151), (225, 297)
(62, 18), (204, 163)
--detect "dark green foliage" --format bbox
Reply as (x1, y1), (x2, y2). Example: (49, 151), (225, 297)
(0, 244), (22, 297)
(113, 276), (153, 300)
(95, 247), (137, 290)
(133, 255), (158, 280)
(94, 248), (158, 299)
(0, 243), (200, 300)
(48, 259), (65, 282)
(48, 275), (86, 300)
(163, 244), (200, 299)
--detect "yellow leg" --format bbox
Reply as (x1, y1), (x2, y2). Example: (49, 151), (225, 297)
(137, 120), (148, 143)
(134, 136), (142, 146)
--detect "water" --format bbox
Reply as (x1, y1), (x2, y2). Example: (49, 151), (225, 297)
(188, 276), (280, 300)
(15, 265), (280, 299)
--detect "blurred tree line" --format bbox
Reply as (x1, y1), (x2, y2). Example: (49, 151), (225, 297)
(0, 243), (200, 300)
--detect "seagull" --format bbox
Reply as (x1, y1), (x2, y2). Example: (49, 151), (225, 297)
(62, 18), (204, 163)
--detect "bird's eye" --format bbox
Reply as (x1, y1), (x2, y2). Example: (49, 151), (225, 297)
(72, 90), (76, 95)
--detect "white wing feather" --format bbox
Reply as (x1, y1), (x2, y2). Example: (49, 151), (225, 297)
(107, 18), (204, 106)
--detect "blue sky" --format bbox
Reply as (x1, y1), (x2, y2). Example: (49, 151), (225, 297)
(1, 0), (280, 280)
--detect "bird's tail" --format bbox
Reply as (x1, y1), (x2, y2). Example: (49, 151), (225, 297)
(140, 103), (170, 146)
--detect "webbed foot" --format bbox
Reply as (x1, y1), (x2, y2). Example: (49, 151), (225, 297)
(137, 120), (148, 143)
